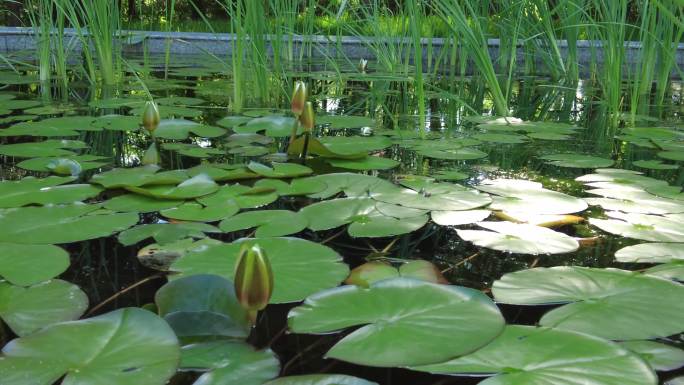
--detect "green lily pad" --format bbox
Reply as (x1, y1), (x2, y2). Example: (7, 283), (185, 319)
(154, 119), (226, 140)
(346, 260), (447, 287)
(476, 178), (587, 215)
(254, 178), (327, 196)
(317, 115), (374, 129)
(118, 222), (221, 246)
(0, 279), (88, 336)
(615, 243), (684, 263)
(171, 237), (349, 303)
(412, 325), (657, 385)
(493, 266), (684, 339)
(473, 133), (528, 144)
(288, 277), (505, 367)
(247, 162), (313, 178)
(302, 173), (394, 199)
(371, 182), (492, 211)
(457, 221), (579, 254)
(94, 114), (141, 131)
(327, 156), (399, 171)
(589, 211), (684, 242)
(4, 99), (42, 110)
(0, 204), (138, 244)
(633, 160), (679, 170)
(126, 174), (219, 200)
(130, 105), (203, 119)
(91, 166), (188, 189)
(527, 132), (573, 140)
(416, 146), (488, 160)
(156, 274), (250, 339)
(181, 341), (280, 385)
(264, 375), (378, 385)
(103, 194), (183, 213)
(431, 209), (491, 226)
(541, 153), (615, 168)
(432, 170), (469, 181)
(0, 308), (180, 385)
(645, 261), (684, 281)
(646, 185), (684, 201)
(198, 184), (279, 209)
(620, 340), (684, 371)
(0, 176), (102, 208)
(237, 116), (296, 137)
(658, 151), (684, 161)
(17, 155), (109, 173)
(219, 210), (307, 237)
(187, 164), (259, 182)
(0, 139), (86, 158)
(216, 116), (252, 129)
(0, 243), (70, 286)
(162, 143), (224, 159)
(156, 96), (206, 106)
(161, 202), (239, 222)
(137, 238), (221, 271)
(318, 136), (392, 155)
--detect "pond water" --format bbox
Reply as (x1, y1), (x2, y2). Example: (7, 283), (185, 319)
(0, 55), (683, 385)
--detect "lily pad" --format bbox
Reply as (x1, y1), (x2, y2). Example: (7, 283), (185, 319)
(91, 166), (188, 189)
(645, 262), (684, 281)
(161, 202), (239, 222)
(0, 204), (138, 244)
(476, 179), (587, 215)
(457, 221), (579, 254)
(620, 340), (684, 371)
(118, 222), (221, 246)
(658, 151), (684, 162)
(371, 182), (492, 211)
(633, 160), (679, 170)
(492, 266), (684, 340)
(615, 243), (684, 263)
(0, 308), (180, 385)
(219, 210), (307, 237)
(417, 147), (488, 160)
(17, 155), (109, 173)
(181, 341), (280, 385)
(318, 136), (391, 155)
(589, 212), (684, 242)
(0, 279), (88, 336)
(264, 375), (378, 385)
(288, 277), (505, 367)
(345, 260), (447, 287)
(198, 184), (279, 209)
(431, 210), (491, 226)
(103, 194), (183, 213)
(171, 237), (349, 303)
(154, 119), (226, 140)
(0, 243), (70, 286)
(473, 133), (528, 144)
(0, 139), (86, 158)
(327, 156), (399, 171)
(413, 325), (657, 385)
(237, 116), (296, 137)
(0, 176), (102, 208)
(247, 162), (313, 178)
(317, 115), (374, 129)
(156, 274), (250, 339)
(126, 174), (219, 200)
(541, 153), (614, 168)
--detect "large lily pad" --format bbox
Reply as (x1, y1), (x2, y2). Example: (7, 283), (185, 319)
(126, 174), (219, 200)
(615, 243), (684, 263)
(327, 156), (400, 171)
(156, 274), (250, 339)
(198, 184), (279, 209)
(0, 204), (138, 244)
(91, 166), (188, 189)
(0, 139), (86, 158)
(288, 277), (505, 367)
(457, 221), (579, 254)
(317, 115), (374, 129)
(219, 210), (307, 237)
(620, 340), (684, 371)
(0, 176), (102, 208)
(152, 119), (225, 140)
(371, 182), (492, 211)
(413, 325), (657, 385)
(118, 223), (220, 246)
(492, 266), (684, 340)
(0, 308), (180, 385)
(589, 212), (684, 242)
(181, 340), (280, 385)
(541, 154), (614, 168)
(17, 155), (109, 173)
(264, 375), (378, 385)
(247, 162), (313, 178)
(237, 116), (296, 137)
(170, 237), (349, 303)
(476, 179), (587, 215)
(0, 243), (70, 286)
(0, 279), (88, 336)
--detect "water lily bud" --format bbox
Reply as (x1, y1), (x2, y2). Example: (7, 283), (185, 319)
(291, 81), (307, 116)
(47, 158), (82, 176)
(300, 101), (315, 133)
(142, 142), (160, 166)
(142, 101), (160, 133)
(359, 58), (368, 72)
(234, 244), (274, 314)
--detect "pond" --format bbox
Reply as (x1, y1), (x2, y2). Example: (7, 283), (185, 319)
(0, 55), (683, 385)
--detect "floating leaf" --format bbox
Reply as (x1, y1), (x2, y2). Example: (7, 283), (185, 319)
(658, 151), (684, 162)
(327, 156), (400, 170)
(156, 274), (250, 339)
(154, 119), (225, 140)
(620, 340), (684, 371)
(138, 238), (221, 271)
(615, 243), (684, 263)
(219, 210), (307, 237)
(541, 153), (614, 168)
(247, 162), (313, 178)
(476, 178), (587, 215)
(264, 375), (378, 385)
(633, 160), (679, 170)
(91, 166), (188, 189)
(0, 139), (86, 158)
(413, 325), (657, 385)
(457, 221), (579, 254)
(171, 238), (348, 303)
(493, 266), (684, 339)
(103, 194), (183, 213)
(126, 174), (219, 200)
(198, 184), (279, 209)
(0, 279), (88, 336)
(0, 176), (102, 208)
(0, 243), (69, 286)
(371, 182), (492, 211)
(237, 116), (296, 137)
(0, 204), (138, 244)
(317, 115), (374, 129)
(417, 146), (488, 160)
(431, 210), (491, 226)
(589, 212), (684, 242)
(473, 133), (528, 144)
(645, 261), (684, 281)
(181, 341), (280, 385)
(0, 308), (180, 385)
(318, 136), (391, 155)
(118, 222), (220, 246)
(346, 260), (447, 287)
(288, 278), (504, 367)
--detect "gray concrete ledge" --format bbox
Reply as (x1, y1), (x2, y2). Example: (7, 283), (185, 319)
(0, 27), (682, 78)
